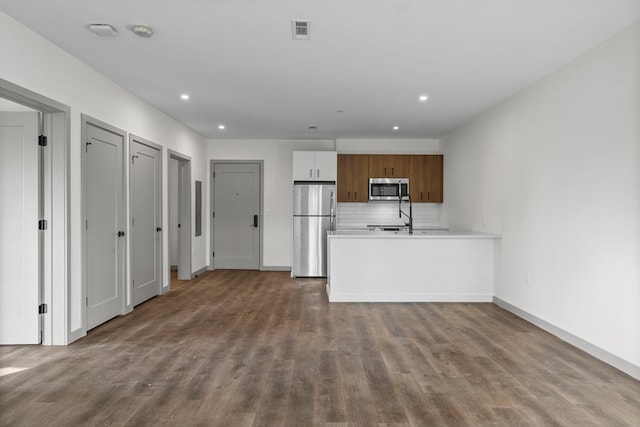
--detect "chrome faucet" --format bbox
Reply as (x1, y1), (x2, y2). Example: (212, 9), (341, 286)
(398, 193), (413, 234)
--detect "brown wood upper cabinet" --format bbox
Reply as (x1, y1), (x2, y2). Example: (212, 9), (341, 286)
(338, 153), (443, 203)
(337, 154), (369, 202)
(409, 155), (443, 202)
(368, 155), (411, 178)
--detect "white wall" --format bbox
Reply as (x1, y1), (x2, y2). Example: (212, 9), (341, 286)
(0, 11), (208, 343)
(208, 139), (335, 267)
(441, 23), (640, 372)
(337, 138), (440, 153)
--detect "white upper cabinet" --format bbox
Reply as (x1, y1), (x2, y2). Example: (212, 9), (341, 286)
(292, 151), (337, 181)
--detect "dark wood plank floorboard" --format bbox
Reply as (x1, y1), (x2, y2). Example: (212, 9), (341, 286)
(1, 270), (639, 426)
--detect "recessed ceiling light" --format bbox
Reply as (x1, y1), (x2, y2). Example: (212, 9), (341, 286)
(393, 126), (400, 131)
(88, 24), (118, 37)
(131, 24), (154, 38)
(419, 95), (428, 102)
(218, 124), (225, 130)
(180, 94), (189, 100)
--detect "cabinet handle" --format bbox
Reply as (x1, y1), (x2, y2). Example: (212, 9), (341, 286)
(428, 191), (430, 200)
(384, 167), (387, 176)
(421, 191), (423, 200)
(392, 167), (394, 176)
(354, 191), (357, 200)
(317, 169), (320, 178)
(347, 191), (350, 200)
(309, 169), (313, 178)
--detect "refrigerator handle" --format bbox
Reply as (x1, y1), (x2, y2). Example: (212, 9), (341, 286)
(330, 191), (335, 231)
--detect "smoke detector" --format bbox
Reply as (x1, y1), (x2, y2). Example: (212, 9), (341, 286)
(88, 24), (118, 37)
(291, 20), (310, 40)
(131, 24), (154, 38)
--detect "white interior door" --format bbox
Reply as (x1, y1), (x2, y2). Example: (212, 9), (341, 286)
(0, 112), (40, 344)
(131, 139), (161, 305)
(85, 120), (125, 330)
(213, 163), (260, 269)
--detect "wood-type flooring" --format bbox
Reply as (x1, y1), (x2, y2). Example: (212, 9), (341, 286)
(1, 270), (639, 426)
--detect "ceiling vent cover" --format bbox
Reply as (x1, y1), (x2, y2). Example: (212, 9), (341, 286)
(291, 20), (310, 40)
(88, 24), (118, 37)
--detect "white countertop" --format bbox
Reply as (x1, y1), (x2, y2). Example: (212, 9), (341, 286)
(329, 228), (499, 239)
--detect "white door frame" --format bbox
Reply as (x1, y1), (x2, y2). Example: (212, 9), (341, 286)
(129, 134), (163, 305)
(168, 150), (192, 281)
(209, 160), (264, 270)
(0, 78), (70, 345)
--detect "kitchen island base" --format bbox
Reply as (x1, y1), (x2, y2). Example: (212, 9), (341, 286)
(326, 232), (498, 302)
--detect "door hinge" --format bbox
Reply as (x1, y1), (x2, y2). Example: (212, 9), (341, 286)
(38, 219), (47, 230)
(213, 171), (215, 178)
(38, 135), (48, 147)
(86, 296), (88, 306)
(38, 303), (47, 314)
(212, 212), (215, 218)
(212, 251), (215, 258)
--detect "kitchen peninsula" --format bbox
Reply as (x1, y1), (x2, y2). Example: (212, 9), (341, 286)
(326, 230), (499, 302)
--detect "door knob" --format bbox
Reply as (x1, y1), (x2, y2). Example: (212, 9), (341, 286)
(117, 231), (125, 237)
(156, 227), (162, 232)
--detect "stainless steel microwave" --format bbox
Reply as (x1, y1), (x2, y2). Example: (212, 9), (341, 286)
(369, 178), (409, 201)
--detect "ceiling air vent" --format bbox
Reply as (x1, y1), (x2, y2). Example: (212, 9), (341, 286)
(88, 24), (118, 37)
(291, 19), (310, 40)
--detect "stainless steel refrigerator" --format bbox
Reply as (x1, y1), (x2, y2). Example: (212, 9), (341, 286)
(292, 182), (336, 277)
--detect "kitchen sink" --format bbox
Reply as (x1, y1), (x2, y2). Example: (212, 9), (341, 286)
(366, 224), (409, 232)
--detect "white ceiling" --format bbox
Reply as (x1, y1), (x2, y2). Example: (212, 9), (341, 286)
(1, 0), (638, 140)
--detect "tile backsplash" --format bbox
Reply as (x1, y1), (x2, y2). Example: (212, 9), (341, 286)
(336, 202), (442, 229)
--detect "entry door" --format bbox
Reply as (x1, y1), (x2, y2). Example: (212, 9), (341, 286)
(0, 112), (40, 344)
(131, 139), (162, 306)
(213, 163), (260, 269)
(85, 120), (125, 330)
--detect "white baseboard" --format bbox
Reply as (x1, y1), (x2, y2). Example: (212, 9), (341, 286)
(192, 266), (208, 278)
(493, 297), (639, 380)
(205, 266), (290, 272)
(260, 266), (291, 271)
(328, 293), (493, 303)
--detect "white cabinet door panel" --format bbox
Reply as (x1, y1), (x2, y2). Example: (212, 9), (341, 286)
(315, 151), (337, 181)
